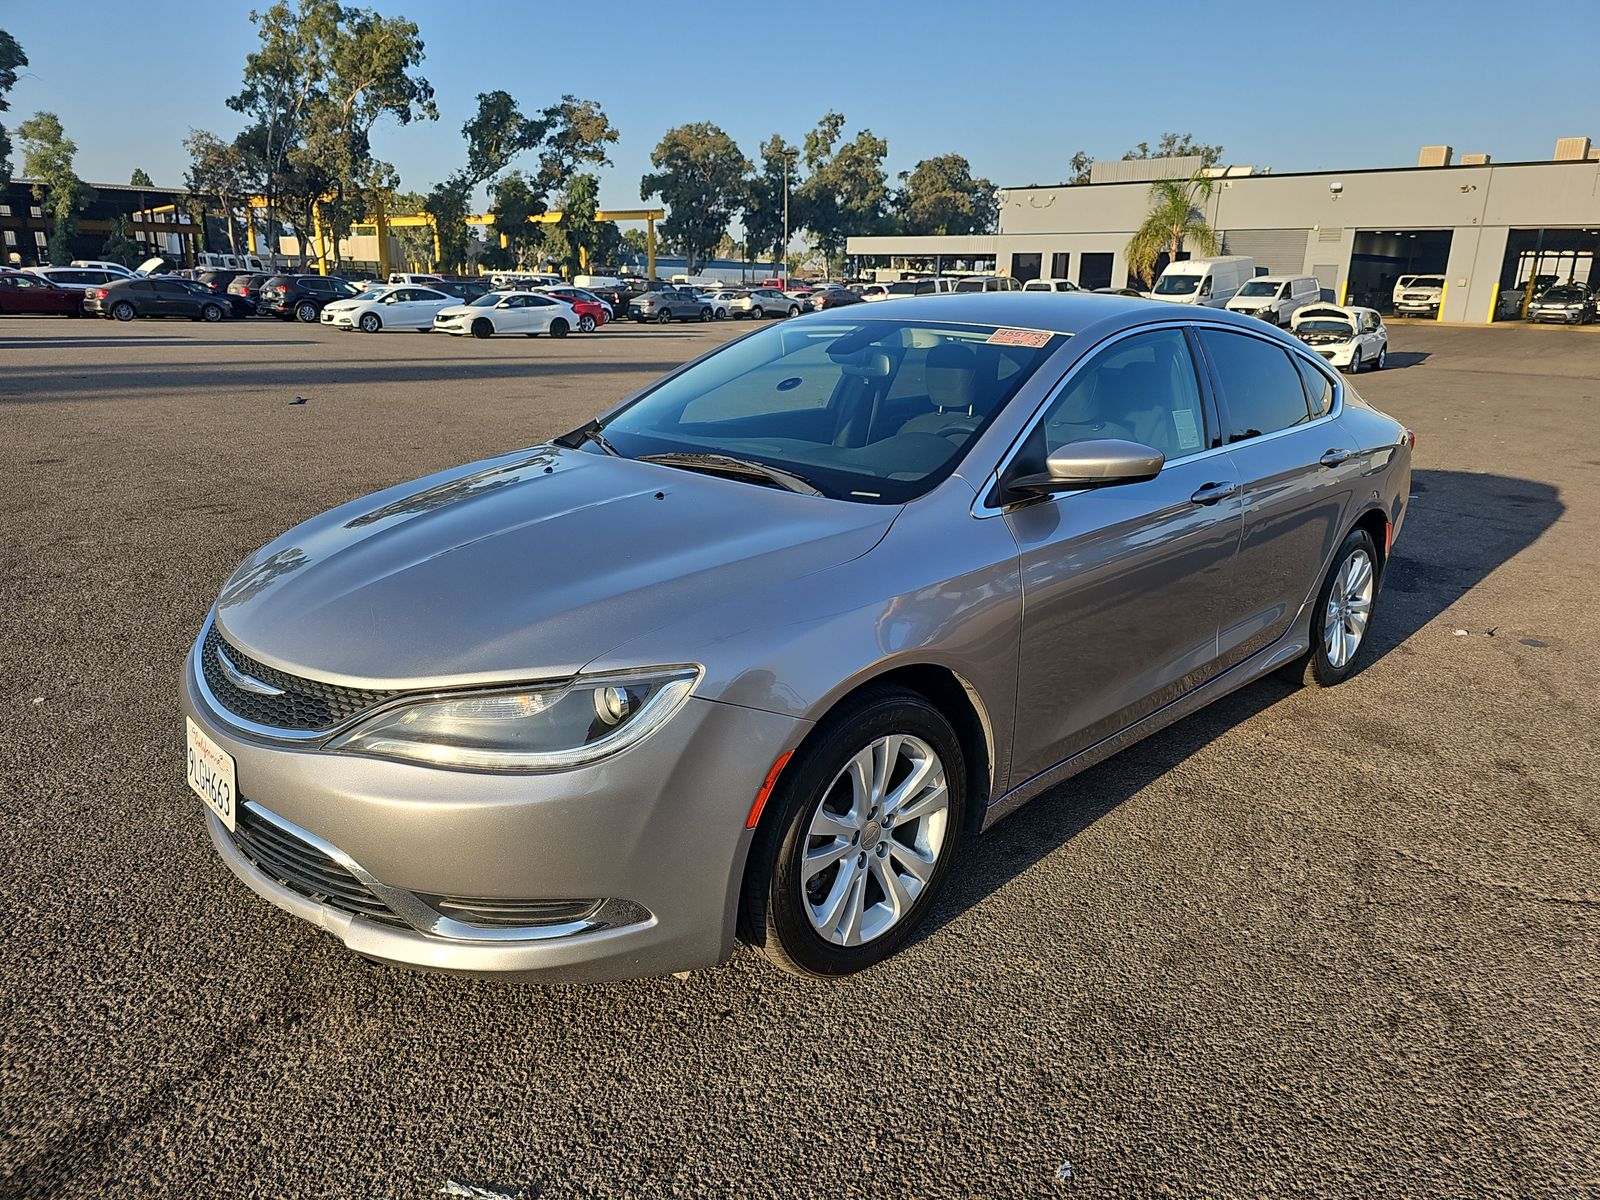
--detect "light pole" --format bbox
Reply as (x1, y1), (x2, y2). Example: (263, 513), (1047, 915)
(781, 153), (790, 284)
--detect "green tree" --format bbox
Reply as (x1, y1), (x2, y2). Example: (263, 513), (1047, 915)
(485, 171), (546, 268)
(461, 89), (546, 186)
(1124, 132), (1224, 168)
(0, 29), (25, 190)
(423, 173), (472, 271)
(1125, 174), (1219, 286)
(558, 172), (603, 276)
(640, 122), (750, 273)
(100, 217), (143, 266)
(896, 153), (997, 235)
(129, 167), (155, 188)
(226, 1), (435, 269)
(535, 95), (618, 196)
(743, 135), (799, 268)
(183, 130), (253, 253)
(797, 112), (890, 273)
(17, 113), (94, 265)
(1065, 150), (1092, 185)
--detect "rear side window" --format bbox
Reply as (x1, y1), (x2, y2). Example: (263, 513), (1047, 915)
(1197, 329), (1314, 442)
(1293, 356), (1335, 417)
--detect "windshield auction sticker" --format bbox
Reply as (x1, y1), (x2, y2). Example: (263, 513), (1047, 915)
(986, 328), (1053, 347)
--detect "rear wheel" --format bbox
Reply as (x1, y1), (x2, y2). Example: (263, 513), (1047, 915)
(1373, 345), (1387, 370)
(471, 318), (493, 339)
(751, 305), (764, 319)
(656, 309), (672, 324)
(358, 312), (382, 333)
(578, 313), (597, 333)
(112, 301), (135, 322)
(741, 687), (966, 977)
(1281, 527), (1380, 688)
(295, 300), (319, 323)
(549, 318), (569, 338)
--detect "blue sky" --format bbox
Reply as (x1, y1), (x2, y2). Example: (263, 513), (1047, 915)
(6, 0), (1597, 212)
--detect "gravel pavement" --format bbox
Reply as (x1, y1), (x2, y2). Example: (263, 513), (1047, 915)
(1, 315), (1596, 1199)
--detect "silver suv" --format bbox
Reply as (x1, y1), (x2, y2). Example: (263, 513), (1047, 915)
(727, 288), (801, 319)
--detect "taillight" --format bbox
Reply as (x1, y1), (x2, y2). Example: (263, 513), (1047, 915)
(92, 288), (109, 299)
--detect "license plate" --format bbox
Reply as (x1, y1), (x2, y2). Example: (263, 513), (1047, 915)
(186, 717), (237, 831)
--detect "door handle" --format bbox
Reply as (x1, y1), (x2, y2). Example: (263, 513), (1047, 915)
(1319, 449), (1353, 468)
(1190, 481), (1238, 506)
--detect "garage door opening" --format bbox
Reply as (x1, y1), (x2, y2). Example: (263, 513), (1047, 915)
(1494, 227), (1599, 321)
(1349, 230), (1453, 311)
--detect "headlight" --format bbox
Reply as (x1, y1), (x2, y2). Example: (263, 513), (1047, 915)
(325, 667), (699, 771)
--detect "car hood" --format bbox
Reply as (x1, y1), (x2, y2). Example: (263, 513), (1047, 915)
(1225, 296), (1274, 310)
(212, 446), (897, 689)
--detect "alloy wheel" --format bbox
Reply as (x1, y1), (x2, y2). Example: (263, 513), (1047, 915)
(801, 734), (950, 947)
(1324, 548), (1374, 669)
(359, 312), (381, 333)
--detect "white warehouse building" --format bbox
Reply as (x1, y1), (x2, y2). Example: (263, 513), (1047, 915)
(847, 139), (1600, 324)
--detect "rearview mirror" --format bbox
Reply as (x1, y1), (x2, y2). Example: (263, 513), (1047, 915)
(1007, 439), (1165, 495)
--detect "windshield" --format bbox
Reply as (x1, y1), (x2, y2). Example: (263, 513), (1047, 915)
(1236, 280), (1280, 298)
(1153, 273), (1202, 295)
(1296, 319), (1354, 337)
(1539, 287), (1585, 303)
(1406, 277), (1444, 290)
(468, 293), (504, 307)
(594, 318), (1065, 503)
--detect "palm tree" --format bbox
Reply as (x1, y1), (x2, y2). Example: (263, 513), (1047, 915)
(1126, 173), (1219, 286)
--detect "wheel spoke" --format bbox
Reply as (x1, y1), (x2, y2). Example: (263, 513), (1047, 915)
(1346, 610), (1368, 639)
(888, 839), (937, 887)
(868, 853), (912, 922)
(1347, 595), (1372, 614)
(809, 807), (857, 842)
(802, 838), (854, 882)
(1347, 555), (1372, 596)
(844, 747), (875, 821)
(893, 780), (948, 826)
(1327, 620), (1346, 667)
(838, 869), (868, 946)
(883, 751), (935, 817)
(811, 861), (857, 934)
(870, 735), (902, 805)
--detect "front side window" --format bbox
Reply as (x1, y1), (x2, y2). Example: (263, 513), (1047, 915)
(1033, 328), (1208, 463)
(1197, 329), (1314, 442)
(596, 319), (1065, 503)
(1293, 356), (1335, 417)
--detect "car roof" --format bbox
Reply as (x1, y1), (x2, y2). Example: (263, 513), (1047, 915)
(835, 291), (1308, 338)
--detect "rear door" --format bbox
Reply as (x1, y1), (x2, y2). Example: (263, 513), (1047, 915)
(1004, 325), (1243, 780)
(1195, 327), (1360, 668)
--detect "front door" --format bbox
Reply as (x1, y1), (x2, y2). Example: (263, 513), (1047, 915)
(1193, 327), (1360, 668)
(1006, 326), (1242, 783)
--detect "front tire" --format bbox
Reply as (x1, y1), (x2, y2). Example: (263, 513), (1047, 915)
(787, 305), (800, 317)
(1281, 528), (1380, 688)
(741, 687), (966, 978)
(358, 312), (382, 333)
(471, 318), (493, 339)
(200, 303), (224, 323)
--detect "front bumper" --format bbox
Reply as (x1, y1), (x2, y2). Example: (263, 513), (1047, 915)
(1528, 309), (1587, 324)
(1394, 302), (1438, 315)
(182, 644), (805, 981)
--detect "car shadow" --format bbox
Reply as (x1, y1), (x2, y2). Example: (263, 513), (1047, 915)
(915, 468), (1564, 945)
(0, 337), (322, 349)
(1382, 351), (1430, 368)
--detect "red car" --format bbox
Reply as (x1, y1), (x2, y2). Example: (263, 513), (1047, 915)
(0, 273), (83, 316)
(534, 286), (610, 332)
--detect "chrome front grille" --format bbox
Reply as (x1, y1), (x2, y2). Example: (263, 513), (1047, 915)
(199, 623), (399, 732)
(228, 805), (408, 928)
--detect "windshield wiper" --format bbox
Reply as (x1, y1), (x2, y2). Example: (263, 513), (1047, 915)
(555, 418), (619, 456)
(638, 452), (823, 496)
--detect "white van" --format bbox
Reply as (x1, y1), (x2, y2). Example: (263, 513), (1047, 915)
(1151, 256), (1256, 307)
(1225, 274), (1321, 325)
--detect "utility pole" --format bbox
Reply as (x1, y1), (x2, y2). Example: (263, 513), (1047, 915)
(781, 153), (790, 284)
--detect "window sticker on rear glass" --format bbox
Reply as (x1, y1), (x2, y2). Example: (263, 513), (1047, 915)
(986, 328), (1053, 348)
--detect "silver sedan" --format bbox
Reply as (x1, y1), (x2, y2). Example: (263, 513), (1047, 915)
(183, 295), (1413, 981)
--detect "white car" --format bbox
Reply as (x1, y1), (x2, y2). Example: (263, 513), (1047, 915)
(320, 285), (457, 332)
(69, 259), (138, 278)
(726, 288), (801, 319)
(705, 290), (742, 318)
(433, 290), (579, 338)
(1290, 304), (1388, 373)
(1022, 277), (1080, 293)
(1392, 274), (1444, 317)
(1225, 274), (1321, 325)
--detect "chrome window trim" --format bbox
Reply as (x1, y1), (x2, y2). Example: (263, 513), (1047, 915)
(971, 320), (1344, 518)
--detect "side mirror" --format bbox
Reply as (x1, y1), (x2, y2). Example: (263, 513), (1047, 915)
(1007, 439), (1165, 495)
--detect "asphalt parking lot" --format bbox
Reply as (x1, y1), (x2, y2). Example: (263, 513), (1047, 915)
(2, 315), (1596, 1199)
